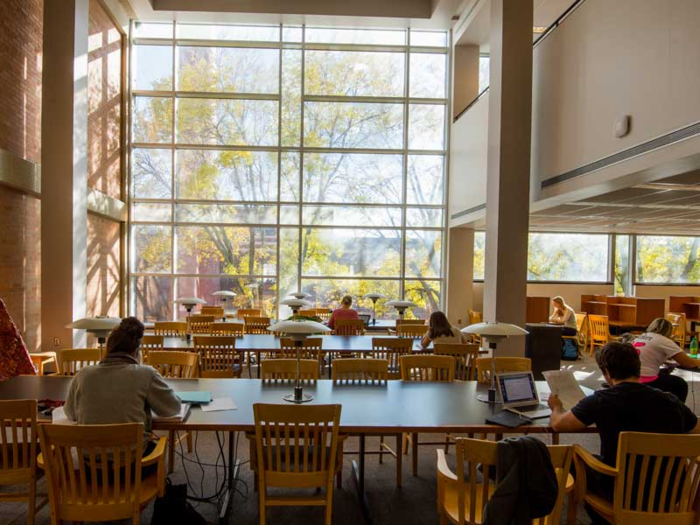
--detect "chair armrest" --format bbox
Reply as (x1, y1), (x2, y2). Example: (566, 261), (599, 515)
(436, 449), (458, 483)
(142, 436), (168, 467)
(574, 444), (617, 477)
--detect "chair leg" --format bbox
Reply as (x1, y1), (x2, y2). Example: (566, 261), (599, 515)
(27, 475), (36, 525)
(411, 432), (418, 476)
(444, 434), (450, 455)
(324, 495), (334, 525)
(168, 430), (175, 474)
(379, 435), (384, 464)
(396, 434), (402, 488)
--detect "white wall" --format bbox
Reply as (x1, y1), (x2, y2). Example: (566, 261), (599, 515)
(634, 285), (700, 312)
(472, 282), (615, 313)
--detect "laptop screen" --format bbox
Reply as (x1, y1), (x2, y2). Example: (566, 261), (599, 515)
(358, 314), (371, 326)
(498, 373), (538, 404)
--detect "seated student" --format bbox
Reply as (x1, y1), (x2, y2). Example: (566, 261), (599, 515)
(327, 295), (359, 330)
(548, 341), (699, 523)
(548, 296), (577, 336)
(632, 317), (697, 402)
(421, 311), (468, 349)
(64, 317), (181, 456)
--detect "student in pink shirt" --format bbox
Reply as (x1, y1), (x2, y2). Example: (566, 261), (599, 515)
(327, 295), (359, 329)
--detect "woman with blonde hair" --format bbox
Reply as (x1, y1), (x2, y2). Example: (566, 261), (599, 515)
(327, 294), (359, 329)
(549, 296), (577, 335)
(632, 317), (698, 401)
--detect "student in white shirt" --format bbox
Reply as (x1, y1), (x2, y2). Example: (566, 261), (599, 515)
(549, 296), (577, 336)
(632, 317), (698, 402)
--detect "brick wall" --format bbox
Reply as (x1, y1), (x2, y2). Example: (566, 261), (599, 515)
(87, 213), (121, 318)
(0, 0), (43, 351)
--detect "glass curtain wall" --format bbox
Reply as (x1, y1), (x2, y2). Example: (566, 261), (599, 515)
(129, 23), (449, 321)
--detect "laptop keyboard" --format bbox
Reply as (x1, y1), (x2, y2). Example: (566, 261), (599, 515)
(518, 404), (549, 412)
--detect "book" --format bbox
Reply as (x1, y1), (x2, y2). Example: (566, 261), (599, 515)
(174, 391), (211, 404)
(542, 370), (586, 410)
(153, 403), (191, 422)
(485, 410), (532, 428)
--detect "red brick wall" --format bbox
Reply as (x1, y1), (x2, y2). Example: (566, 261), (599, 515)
(0, 0), (43, 351)
(87, 213), (121, 318)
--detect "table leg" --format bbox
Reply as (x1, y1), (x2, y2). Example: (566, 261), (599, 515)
(351, 434), (373, 524)
(256, 350), (261, 379)
(328, 352), (333, 379)
(219, 431), (240, 523)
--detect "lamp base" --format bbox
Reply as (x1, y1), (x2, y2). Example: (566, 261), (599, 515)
(477, 388), (498, 404)
(284, 388), (314, 404)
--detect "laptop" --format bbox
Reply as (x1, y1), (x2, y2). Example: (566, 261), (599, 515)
(496, 371), (551, 419)
(358, 314), (371, 327)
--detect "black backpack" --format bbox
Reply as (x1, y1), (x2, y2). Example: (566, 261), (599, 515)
(151, 479), (206, 525)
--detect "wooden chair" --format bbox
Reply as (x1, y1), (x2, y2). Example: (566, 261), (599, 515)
(148, 351), (197, 379)
(314, 308), (333, 322)
(467, 309), (483, 325)
(563, 313), (588, 352)
(396, 324), (429, 339)
(260, 359), (319, 382)
(0, 400), (47, 525)
(153, 321), (187, 337)
(210, 321), (244, 337)
(433, 343), (480, 381)
(187, 315), (215, 335)
(667, 312), (687, 350)
(28, 352), (57, 376)
(372, 338), (414, 379)
(297, 309), (318, 317)
(244, 316), (271, 334)
(237, 308), (262, 320)
(200, 306), (224, 319)
(278, 338), (324, 374)
(37, 423), (167, 525)
(333, 318), (365, 336)
(253, 403), (341, 524)
(573, 432), (700, 524)
(139, 335), (164, 365)
(396, 319), (427, 326)
(475, 357), (531, 384)
(58, 348), (101, 375)
(437, 438), (573, 525)
(588, 314), (611, 356)
(194, 336), (242, 378)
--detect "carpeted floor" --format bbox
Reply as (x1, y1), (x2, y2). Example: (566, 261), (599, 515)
(3, 354), (700, 525)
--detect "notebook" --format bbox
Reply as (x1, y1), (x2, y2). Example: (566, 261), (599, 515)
(175, 391), (211, 404)
(485, 410), (532, 428)
(153, 403), (191, 422)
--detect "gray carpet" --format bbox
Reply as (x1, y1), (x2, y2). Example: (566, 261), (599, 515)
(4, 354), (699, 525)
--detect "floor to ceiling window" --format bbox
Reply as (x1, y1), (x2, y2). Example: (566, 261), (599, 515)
(129, 23), (449, 321)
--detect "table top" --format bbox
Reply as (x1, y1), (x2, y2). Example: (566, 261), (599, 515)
(163, 334), (428, 352)
(0, 376), (594, 435)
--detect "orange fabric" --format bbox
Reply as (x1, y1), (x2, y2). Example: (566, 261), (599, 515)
(0, 299), (36, 379)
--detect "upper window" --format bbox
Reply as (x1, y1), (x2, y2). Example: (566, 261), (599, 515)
(636, 235), (700, 284)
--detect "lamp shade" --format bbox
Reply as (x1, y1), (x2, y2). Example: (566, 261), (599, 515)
(66, 317), (121, 331)
(174, 297), (206, 305)
(279, 298), (311, 307)
(268, 320), (331, 335)
(461, 322), (528, 338)
(290, 292), (309, 299)
(212, 291), (236, 298)
(364, 293), (386, 300)
(385, 300), (416, 308)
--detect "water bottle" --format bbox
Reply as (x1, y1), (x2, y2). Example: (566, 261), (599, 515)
(690, 337), (698, 359)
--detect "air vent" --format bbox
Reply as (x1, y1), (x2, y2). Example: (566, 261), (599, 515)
(541, 121), (700, 189)
(450, 203), (486, 220)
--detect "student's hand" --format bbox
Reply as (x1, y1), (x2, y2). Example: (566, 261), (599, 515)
(547, 394), (563, 412)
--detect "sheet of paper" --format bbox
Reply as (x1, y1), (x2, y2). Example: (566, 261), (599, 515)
(200, 397), (237, 412)
(153, 403), (191, 422)
(542, 370), (586, 410)
(52, 406), (77, 425)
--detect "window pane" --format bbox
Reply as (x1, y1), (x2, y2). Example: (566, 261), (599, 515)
(479, 55), (490, 93)
(175, 204), (277, 224)
(175, 226), (277, 275)
(134, 22), (173, 39)
(283, 26), (302, 42)
(301, 228), (401, 277)
(133, 45), (173, 91)
(177, 47), (279, 94)
(175, 276), (276, 317)
(614, 235), (631, 294)
(409, 54), (446, 98)
(131, 225), (171, 273)
(410, 30), (447, 47)
(132, 202), (172, 222)
(407, 155), (443, 205)
(281, 50), (301, 146)
(177, 24), (280, 41)
(302, 206), (402, 227)
(528, 233), (609, 281)
(405, 230), (442, 278)
(305, 51), (404, 97)
(303, 153), (403, 204)
(405, 280), (442, 320)
(281, 152), (300, 201)
(131, 276), (172, 322)
(176, 150), (278, 201)
(176, 98), (278, 146)
(406, 208), (442, 228)
(133, 96), (172, 143)
(304, 102), (403, 149)
(301, 279), (401, 319)
(636, 235), (700, 284)
(305, 28), (405, 45)
(280, 206), (299, 225)
(132, 148), (172, 199)
(408, 104), (445, 150)
(279, 228), (300, 318)
(474, 231), (485, 280)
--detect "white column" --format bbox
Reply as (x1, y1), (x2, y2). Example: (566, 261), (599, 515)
(446, 228), (474, 327)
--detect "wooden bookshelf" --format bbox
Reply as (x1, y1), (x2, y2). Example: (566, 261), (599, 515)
(581, 295), (665, 327)
(669, 296), (700, 322)
(526, 296), (550, 323)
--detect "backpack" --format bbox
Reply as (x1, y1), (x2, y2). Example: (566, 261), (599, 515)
(151, 479), (206, 525)
(561, 338), (579, 361)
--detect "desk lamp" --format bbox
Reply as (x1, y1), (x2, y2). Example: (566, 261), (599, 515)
(267, 320), (331, 403)
(212, 291), (236, 321)
(363, 293), (386, 325)
(174, 297), (206, 317)
(280, 298), (311, 315)
(290, 292), (309, 300)
(461, 322), (529, 404)
(385, 300), (416, 320)
(66, 317), (121, 359)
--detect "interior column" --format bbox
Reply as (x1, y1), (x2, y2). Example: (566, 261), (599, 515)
(41, 0), (90, 350)
(446, 228), (474, 327)
(482, 0), (533, 355)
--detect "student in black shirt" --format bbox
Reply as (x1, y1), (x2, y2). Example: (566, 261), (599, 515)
(548, 341), (699, 523)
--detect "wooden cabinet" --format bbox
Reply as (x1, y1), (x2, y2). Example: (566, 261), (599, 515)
(581, 295), (664, 328)
(526, 296), (551, 323)
(669, 296), (700, 322)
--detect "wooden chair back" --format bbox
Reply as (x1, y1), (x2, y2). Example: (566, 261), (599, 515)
(194, 336), (241, 378)
(0, 400), (39, 523)
(334, 318), (365, 336)
(253, 403), (341, 519)
(314, 308), (333, 321)
(400, 355), (455, 382)
(210, 322), (244, 337)
(667, 312), (687, 350)
(332, 359), (388, 385)
(467, 309), (483, 325)
(200, 306), (224, 318)
(395, 319), (427, 326)
(260, 359), (319, 383)
(237, 308), (262, 320)
(396, 324), (429, 339)
(297, 309), (318, 317)
(371, 338), (413, 378)
(153, 321), (187, 337)
(588, 314), (610, 355)
(475, 357), (531, 384)
(433, 343), (480, 381)
(148, 351), (197, 379)
(279, 338), (323, 361)
(139, 335), (163, 364)
(245, 316), (271, 334)
(38, 423), (150, 523)
(187, 315), (215, 335)
(59, 349), (101, 375)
